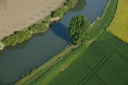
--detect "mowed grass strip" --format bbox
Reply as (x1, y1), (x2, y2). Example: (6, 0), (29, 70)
(87, 0), (118, 41)
(49, 32), (128, 85)
(15, 44), (88, 85)
(15, 45), (74, 85)
(107, 0), (128, 43)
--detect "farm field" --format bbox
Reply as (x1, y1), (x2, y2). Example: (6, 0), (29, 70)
(49, 32), (128, 85)
(107, 0), (128, 43)
(0, 0), (65, 40)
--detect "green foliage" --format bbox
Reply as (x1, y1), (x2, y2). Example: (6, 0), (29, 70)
(52, 0), (78, 18)
(29, 23), (48, 33)
(69, 15), (90, 45)
(65, 0), (78, 9)
(43, 15), (51, 25)
(52, 7), (68, 18)
(43, 19), (50, 25)
(2, 30), (32, 46)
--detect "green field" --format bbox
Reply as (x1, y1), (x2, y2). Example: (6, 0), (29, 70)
(49, 32), (128, 85)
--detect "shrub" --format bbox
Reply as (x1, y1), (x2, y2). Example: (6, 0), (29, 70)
(29, 23), (48, 33)
(52, 0), (78, 18)
(52, 7), (68, 18)
(2, 30), (32, 46)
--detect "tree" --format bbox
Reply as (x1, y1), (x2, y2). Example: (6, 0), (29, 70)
(68, 15), (90, 45)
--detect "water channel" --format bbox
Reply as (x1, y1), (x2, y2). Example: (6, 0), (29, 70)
(0, 0), (107, 84)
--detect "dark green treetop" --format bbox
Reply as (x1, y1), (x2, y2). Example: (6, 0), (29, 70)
(68, 15), (90, 45)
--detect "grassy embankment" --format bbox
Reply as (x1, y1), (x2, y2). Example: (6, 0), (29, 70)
(1, 0), (78, 49)
(86, 0), (118, 41)
(107, 0), (128, 43)
(15, 0), (118, 85)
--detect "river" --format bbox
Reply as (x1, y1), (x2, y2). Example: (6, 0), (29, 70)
(0, 0), (107, 84)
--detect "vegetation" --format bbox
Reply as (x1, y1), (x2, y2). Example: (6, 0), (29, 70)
(68, 15), (90, 45)
(64, 0), (78, 9)
(29, 22), (48, 33)
(2, 21), (49, 47)
(52, 7), (68, 18)
(107, 0), (128, 43)
(50, 32), (128, 85)
(2, 30), (32, 46)
(70, 0), (86, 12)
(52, 0), (78, 18)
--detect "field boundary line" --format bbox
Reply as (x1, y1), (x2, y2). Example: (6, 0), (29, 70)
(85, 66), (105, 85)
(77, 52), (112, 85)
(103, 41), (128, 63)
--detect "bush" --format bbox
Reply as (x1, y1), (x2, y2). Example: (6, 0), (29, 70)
(2, 30), (32, 46)
(52, 0), (78, 18)
(65, 0), (74, 8)
(52, 7), (68, 18)
(29, 23), (48, 33)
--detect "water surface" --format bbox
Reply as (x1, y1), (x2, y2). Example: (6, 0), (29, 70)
(0, 0), (107, 84)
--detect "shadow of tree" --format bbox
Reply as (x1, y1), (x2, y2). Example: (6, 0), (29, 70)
(51, 22), (73, 43)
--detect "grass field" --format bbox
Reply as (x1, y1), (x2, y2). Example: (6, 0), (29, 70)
(49, 32), (128, 85)
(107, 0), (128, 43)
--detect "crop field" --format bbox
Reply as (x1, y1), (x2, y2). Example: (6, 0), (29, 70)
(107, 0), (128, 43)
(49, 32), (128, 85)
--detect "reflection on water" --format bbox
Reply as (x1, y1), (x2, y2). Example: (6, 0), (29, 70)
(70, 0), (86, 12)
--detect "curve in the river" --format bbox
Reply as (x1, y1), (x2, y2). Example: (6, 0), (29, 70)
(0, 0), (107, 84)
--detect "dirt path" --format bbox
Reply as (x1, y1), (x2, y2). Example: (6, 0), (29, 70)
(0, 0), (65, 40)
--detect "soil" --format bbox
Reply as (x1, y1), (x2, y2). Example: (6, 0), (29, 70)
(0, 0), (65, 40)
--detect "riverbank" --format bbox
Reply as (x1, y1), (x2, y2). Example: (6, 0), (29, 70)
(15, 0), (118, 84)
(0, 0), (65, 40)
(0, 0), (78, 50)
